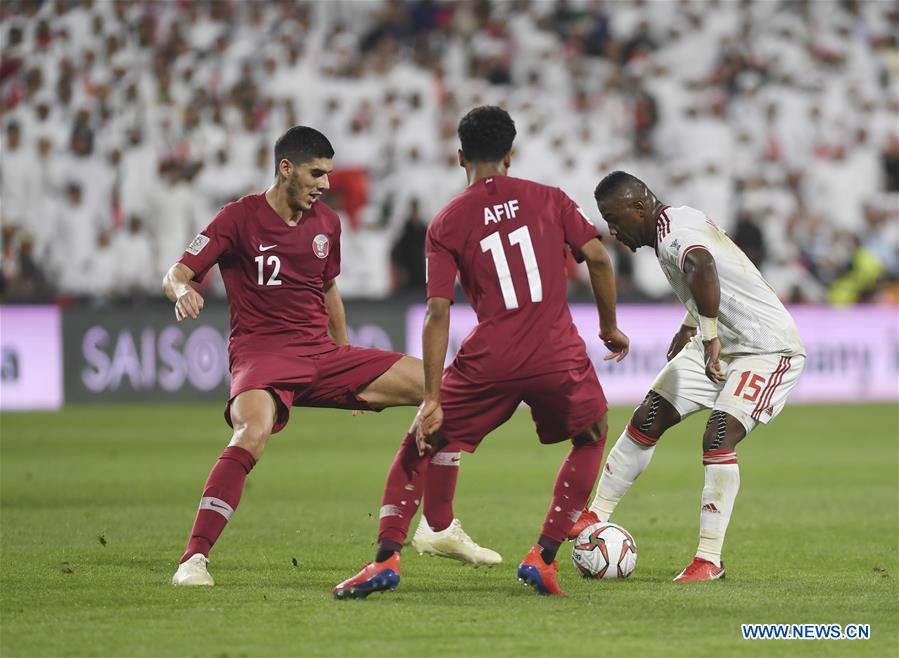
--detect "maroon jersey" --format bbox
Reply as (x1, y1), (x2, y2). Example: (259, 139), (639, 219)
(426, 176), (600, 381)
(179, 193), (341, 358)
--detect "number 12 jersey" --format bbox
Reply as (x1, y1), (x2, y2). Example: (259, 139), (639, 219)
(425, 175), (600, 381)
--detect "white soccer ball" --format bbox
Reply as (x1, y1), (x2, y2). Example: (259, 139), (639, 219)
(571, 522), (637, 579)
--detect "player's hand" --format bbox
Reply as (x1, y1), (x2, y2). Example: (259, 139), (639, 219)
(599, 327), (630, 362)
(667, 325), (697, 361)
(174, 288), (204, 321)
(351, 410), (366, 417)
(704, 338), (726, 383)
(415, 400), (444, 454)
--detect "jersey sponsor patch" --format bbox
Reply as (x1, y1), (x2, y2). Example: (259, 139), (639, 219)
(185, 233), (210, 255)
(312, 233), (330, 259)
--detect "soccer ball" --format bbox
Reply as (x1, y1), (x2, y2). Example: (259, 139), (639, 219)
(571, 522), (637, 579)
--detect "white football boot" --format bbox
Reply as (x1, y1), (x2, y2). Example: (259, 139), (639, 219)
(172, 553), (214, 586)
(411, 517), (502, 567)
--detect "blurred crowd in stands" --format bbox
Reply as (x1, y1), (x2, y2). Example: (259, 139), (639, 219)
(2, 0), (897, 305)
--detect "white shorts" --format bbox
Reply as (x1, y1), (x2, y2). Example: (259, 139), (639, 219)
(651, 337), (805, 434)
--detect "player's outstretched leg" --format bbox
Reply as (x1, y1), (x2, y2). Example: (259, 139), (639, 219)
(519, 421), (607, 596)
(569, 391), (681, 540)
(333, 431), (428, 599)
(172, 390), (274, 586)
(412, 450), (502, 566)
(675, 410), (745, 582)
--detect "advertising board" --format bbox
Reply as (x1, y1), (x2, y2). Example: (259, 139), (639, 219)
(0, 305), (63, 410)
(62, 301), (406, 402)
(405, 304), (898, 404)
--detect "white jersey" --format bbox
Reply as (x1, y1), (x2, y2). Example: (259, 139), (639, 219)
(655, 205), (804, 357)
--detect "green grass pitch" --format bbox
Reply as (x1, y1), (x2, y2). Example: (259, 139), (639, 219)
(1, 403), (896, 657)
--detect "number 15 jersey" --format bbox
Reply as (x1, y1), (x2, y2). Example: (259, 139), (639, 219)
(426, 176), (600, 382)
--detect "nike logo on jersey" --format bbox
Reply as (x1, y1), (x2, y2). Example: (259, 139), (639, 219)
(259, 244), (278, 252)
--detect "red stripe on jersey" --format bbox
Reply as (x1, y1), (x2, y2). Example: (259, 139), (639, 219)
(752, 357), (791, 420)
(751, 358), (784, 419)
(658, 206), (671, 242)
(626, 423), (659, 447)
(752, 357), (788, 420)
(679, 244), (706, 271)
(702, 449), (738, 465)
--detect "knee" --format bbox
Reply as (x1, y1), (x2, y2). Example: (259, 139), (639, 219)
(401, 383), (424, 407)
(230, 422), (271, 461)
(702, 410), (745, 452)
(572, 415), (608, 446)
(630, 391), (678, 440)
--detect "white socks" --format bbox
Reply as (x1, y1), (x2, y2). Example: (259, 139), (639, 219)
(589, 427), (657, 521)
(696, 459), (740, 567)
(590, 427), (741, 570)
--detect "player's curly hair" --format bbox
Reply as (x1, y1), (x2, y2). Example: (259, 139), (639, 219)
(594, 170), (652, 203)
(274, 126), (335, 174)
(457, 106), (516, 163)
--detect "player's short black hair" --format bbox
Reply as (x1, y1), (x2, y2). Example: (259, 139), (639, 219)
(274, 126), (334, 174)
(457, 106), (516, 163)
(594, 170), (651, 205)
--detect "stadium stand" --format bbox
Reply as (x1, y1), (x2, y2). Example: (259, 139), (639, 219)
(1, 0), (897, 304)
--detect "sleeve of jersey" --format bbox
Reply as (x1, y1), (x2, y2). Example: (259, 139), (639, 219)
(659, 226), (715, 273)
(178, 205), (238, 282)
(424, 223), (458, 302)
(558, 190), (601, 262)
(323, 219), (341, 281)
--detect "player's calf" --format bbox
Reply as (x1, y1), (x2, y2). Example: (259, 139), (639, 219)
(573, 393), (680, 536)
(690, 410), (744, 572)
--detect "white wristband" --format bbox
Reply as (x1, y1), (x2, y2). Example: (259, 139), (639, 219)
(698, 315), (718, 341)
(681, 311), (698, 328)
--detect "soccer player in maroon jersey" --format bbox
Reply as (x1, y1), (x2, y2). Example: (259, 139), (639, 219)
(334, 106), (630, 598)
(165, 126), (496, 586)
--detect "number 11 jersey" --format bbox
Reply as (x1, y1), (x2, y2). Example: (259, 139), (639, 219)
(425, 175), (600, 381)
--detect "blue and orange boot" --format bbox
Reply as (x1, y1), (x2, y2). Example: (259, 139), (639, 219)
(517, 545), (564, 596)
(332, 552), (401, 599)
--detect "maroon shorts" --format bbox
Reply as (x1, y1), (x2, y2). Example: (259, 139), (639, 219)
(225, 345), (404, 433)
(438, 358), (608, 452)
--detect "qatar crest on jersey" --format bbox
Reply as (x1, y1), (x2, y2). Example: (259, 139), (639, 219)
(312, 233), (330, 259)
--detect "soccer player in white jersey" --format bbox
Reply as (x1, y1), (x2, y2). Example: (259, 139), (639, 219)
(568, 171), (805, 581)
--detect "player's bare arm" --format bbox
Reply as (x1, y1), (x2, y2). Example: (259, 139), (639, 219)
(323, 278), (349, 346)
(580, 238), (629, 361)
(683, 248), (724, 383)
(417, 296), (451, 453)
(163, 263), (204, 322)
(667, 312), (698, 361)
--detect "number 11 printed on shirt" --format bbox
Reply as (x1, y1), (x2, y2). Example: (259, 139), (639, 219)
(480, 226), (543, 310)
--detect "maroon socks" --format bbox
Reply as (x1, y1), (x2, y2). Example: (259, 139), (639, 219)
(377, 433), (430, 548)
(180, 446), (256, 563)
(540, 433), (607, 550)
(421, 450), (461, 532)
